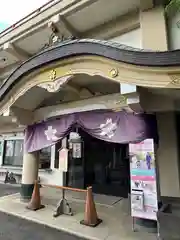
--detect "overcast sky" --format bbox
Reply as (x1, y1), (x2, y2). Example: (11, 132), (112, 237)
(0, 0), (49, 31)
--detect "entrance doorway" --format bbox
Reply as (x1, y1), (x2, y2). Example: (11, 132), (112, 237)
(67, 128), (130, 198)
(81, 129), (130, 197)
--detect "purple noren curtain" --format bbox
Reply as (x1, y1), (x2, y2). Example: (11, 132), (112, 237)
(24, 111), (157, 153)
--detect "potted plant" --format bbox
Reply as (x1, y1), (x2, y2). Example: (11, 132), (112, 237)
(165, 0), (180, 16)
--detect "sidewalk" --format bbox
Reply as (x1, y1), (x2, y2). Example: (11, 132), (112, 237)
(0, 186), (157, 240)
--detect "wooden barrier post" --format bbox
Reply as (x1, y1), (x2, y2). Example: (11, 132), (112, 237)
(42, 184), (87, 218)
(41, 184), (102, 226)
(53, 187), (73, 217)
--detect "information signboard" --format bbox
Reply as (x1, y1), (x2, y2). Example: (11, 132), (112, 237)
(129, 139), (158, 221)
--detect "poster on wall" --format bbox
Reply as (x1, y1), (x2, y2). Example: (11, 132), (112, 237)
(58, 147), (68, 172)
(129, 139), (158, 221)
(72, 142), (82, 158)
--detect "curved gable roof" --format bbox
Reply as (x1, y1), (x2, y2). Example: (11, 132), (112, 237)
(0, 38), (180, 101)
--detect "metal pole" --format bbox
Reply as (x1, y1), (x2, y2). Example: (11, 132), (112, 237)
(132, 217), (135, 232)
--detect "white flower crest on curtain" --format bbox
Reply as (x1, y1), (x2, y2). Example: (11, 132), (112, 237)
(99, 118), (117, 138)
(44, 126), (58, 141)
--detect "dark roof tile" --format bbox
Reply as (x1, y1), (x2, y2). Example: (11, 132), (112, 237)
(0, 38), (180, 101)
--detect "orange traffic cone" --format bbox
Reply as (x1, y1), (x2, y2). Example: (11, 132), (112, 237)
(26, 180), (44, 211)
(80, 186), (102, 227)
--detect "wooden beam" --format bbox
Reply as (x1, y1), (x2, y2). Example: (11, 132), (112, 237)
(59, 15), (79, 38)
(0, 116), (17, 124)
(127, 93), (143, 113)
(79, 88), (94, 99)
(34, 93), (128, 122)
(3, 42), (31, 61)
(10, 107), (34, 125)
(0, 60), (21, 76)
(48, 14), (79, 39)
(64, 84), (94, 97)
(0, 124), (25, 134)
(65, 83), (81, 95)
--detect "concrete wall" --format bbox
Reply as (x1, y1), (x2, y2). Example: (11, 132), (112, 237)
(141, 6), (180, 197)
(140, 6), (168, 50)
(110, 28), (141, 48)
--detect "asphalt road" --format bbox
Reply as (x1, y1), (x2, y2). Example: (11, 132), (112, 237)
(0, 183), (20, 197)
(0, 183), (85, 240)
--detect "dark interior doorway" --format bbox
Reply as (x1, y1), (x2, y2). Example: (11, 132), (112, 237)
(67, 128), (130, 198)
(80, 129), (130, 197)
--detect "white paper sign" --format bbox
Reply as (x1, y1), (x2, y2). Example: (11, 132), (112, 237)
(131, 190), (144, 211)
(59, 148), (68, 172)
(72, 142), (81, 158)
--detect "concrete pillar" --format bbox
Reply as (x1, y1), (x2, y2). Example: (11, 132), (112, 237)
(140, 6), (168, 50)
(21, 152), (39, 202)
(156, 112), (180, 197)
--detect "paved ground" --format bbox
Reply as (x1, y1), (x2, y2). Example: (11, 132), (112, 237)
(0, 184), (85, 240)
(0, 184), (157, 240)
(0, 183), (20, 197)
